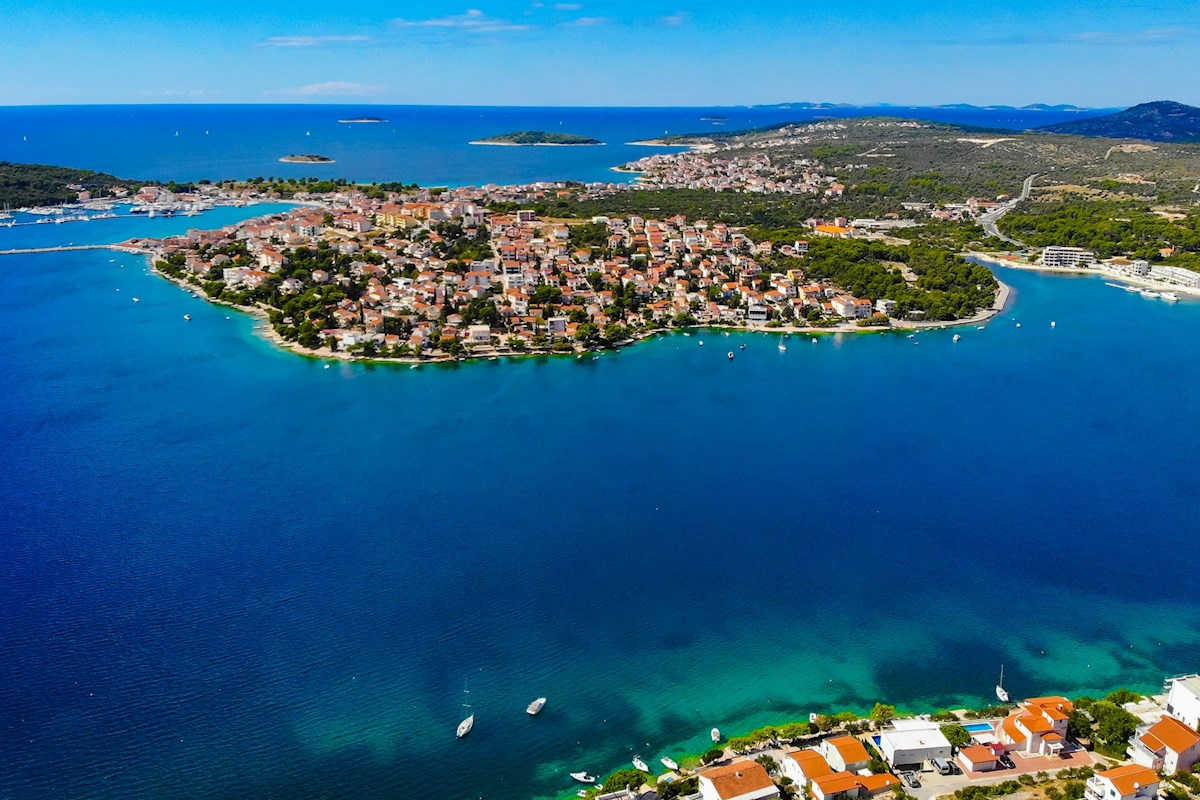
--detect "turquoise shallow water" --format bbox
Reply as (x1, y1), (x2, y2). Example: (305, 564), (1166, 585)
(2, 210), (1200, 800)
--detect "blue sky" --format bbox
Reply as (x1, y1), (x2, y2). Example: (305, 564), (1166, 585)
(2, 0), (1198, 106)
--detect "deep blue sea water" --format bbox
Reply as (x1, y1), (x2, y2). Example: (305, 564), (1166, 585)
(2, 107), (1199, 800)
(0, 104), (1110, 186)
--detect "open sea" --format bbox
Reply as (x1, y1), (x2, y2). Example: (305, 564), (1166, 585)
(2, 106), (1199, 800)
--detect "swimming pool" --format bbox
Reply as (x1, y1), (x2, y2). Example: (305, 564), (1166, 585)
(964, 722), (994, 732)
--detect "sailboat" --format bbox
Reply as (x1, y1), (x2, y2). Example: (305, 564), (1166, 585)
(996, 665), (1010, 703)
(457, 681), (474, 738)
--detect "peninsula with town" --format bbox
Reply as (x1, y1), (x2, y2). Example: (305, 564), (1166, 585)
(4, 101), (1200, 364)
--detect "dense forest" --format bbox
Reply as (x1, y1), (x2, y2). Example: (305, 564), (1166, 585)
(999, 200), (1200, 263)
(0, 161), (138, 207)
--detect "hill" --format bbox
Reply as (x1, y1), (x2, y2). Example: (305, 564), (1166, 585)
(1038, 101), (1200, 142)
(0, 161), (138, 208)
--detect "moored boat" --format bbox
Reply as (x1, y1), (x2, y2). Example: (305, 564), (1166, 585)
(527, 697), (547, 715)
(711, 727), (721, 742)
(570, 772), (596, 784)
(457, 714), (474, 738)
(632, 756), (650, 772)
(661, 756), (679, 770)
(996, 664), (1010, 703)
(1161, 292), (1180, 302)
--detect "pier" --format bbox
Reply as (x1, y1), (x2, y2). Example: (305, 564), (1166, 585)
(0, 244), (131, 257)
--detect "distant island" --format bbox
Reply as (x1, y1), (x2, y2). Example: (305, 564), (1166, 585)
(1038, 100), (1200, 143)
(337, 117), (387, 124)
(470, 131), (603, 146)
(700, 115), (728, 121)
(278, 154), (335, 164)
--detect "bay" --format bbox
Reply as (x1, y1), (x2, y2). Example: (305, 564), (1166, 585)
(1, 108), (1198, 800)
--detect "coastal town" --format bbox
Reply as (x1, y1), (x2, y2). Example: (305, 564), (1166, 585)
(577, 673), (1200, 800)
(126, 178), (1003, 362)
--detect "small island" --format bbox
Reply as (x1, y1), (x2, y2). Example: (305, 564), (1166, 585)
(278, 154), (335, 164)
(337, 117), (387, 124)
(470, 130), (604, 146)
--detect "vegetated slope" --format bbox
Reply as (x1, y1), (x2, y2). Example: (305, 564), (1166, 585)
(1038, 101), (1200, 143)
(0, 161), (137, 207)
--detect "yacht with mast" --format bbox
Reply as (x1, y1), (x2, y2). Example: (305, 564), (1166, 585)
(996, 665), (1010, 703)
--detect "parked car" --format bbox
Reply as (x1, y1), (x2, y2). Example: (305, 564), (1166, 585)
(902, 771), (921, 788)
(931, 758), (953, 776)
(999, 754), (1015, 769)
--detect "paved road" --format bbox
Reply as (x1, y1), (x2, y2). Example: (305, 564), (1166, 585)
(978, 174), (1037, 248)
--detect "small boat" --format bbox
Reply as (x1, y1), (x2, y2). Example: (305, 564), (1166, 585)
(952, 334), (961, 342)
(527, 697), (547, 716)
(1015, 322), (1022, 328)
(410, 364), (420, 370)
(324, 364), (331, 369)
(132, 297), (140, 303)
(996, 664), (1010, 703)
(810, 337), (817, 343)
(739, 343), (745, 350)
(1161, 292), (1180, 302)
(183, 314), (192, 321)
(711, 728), (721, 742)
(976, 325), (984, 330)
(699, 340), (704, 346)
(1050, 321), (1057, 328)
(682, 332), (691, 337)
(778, 343), (787, 352)
(457, 714), (474, 739)
(570, 772), (597, 784)
(1141, 289), (1160, 299)
(488, 356), (498, 361)
(661, 757), (679, 771)
(633, 756), (650, 772)
(577, 792), (588, 798)
(727, 351), (734, 360)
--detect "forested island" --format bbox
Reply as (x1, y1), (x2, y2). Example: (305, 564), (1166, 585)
(470, 131), (603, 146)
(0, 161), (137, 207)
(278, 154), (334, 164)
(337, 117), (387, 124)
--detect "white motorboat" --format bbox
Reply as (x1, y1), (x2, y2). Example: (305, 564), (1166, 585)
(778, 343), (787, 352)
(457, 714), (474, 738)
(632, 756), (650, 772)
(953, 334), (961, 342)
(183, 314), (192, 321)
(1161, 292), (1180, 302)
(1141, 289), (1160, 299)
(132, 297), (140, 303)
(727, 351), (734, 360)
(996, 664), (1010, 703)
(810, 337), (817, 343)
(527, 697), (547, 715)
(661, 757), (679, 771)
(711, 727), (721, 742)
(699, 340), (704, 346)
(1051, 321), (1057, 328)
(570, 772), (597, 784)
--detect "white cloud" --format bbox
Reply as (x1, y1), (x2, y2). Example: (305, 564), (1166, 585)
(659, 11), (690, 26)
(279, 81), (380, 97)
(564, 16), (607, 26)
(261, 35), (371, 47)
(554, 3), (583, 9)
(392, 8), (530, 33)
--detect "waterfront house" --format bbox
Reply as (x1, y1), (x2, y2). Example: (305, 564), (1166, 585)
(958, 745), (999, 773)
(781, 749), (833, 789)
(998, 697), (1073, 757)
(878, 719), (952, 769)
(821, 736), (870, 773)
(1165, 675), (1200, 731)
(697, 760), (780, 800)
(1128, 714), (1200, 774)
(811, 772), (899, 800)
(1084, 765), (1158, 800)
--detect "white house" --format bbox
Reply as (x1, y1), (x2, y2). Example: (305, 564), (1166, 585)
(998, 696), (1073, 756)
(746, 303), (769, 323)
(466, 324), (492, 344)
(1165, 674), (1200, 731)
(958, 745), (999, 773)
(878, 719), (952, 768)
(821, 736), (870, 773)
(781, 749), (833, 789)
(1128, 714), (1200, 774)
(697, 760), (780, 800)
(1084, 765), (1159, 800)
